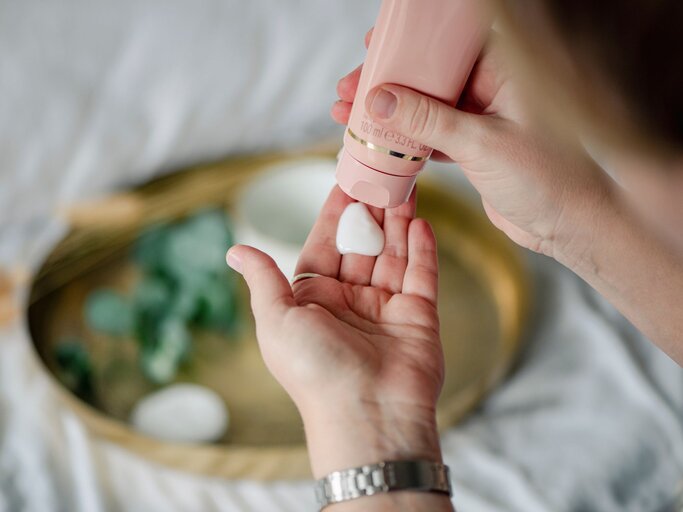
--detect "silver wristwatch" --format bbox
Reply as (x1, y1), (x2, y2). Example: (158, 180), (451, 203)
(314, 460), (452, 509)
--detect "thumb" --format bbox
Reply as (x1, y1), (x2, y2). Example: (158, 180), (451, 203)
(226, 245), (294, 319)
(365, 84), (488, 160)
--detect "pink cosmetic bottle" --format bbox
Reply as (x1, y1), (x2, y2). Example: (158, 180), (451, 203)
(336, 0), (490, 208)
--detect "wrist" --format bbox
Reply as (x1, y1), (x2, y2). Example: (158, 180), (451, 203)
(548, 171), (618, 271)
(300, 398), (442, 479)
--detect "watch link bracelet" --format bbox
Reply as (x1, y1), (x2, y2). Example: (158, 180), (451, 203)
(315, 459), (452, 509)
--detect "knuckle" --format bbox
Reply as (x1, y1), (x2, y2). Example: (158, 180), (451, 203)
(407, 95), (436, 140)
(404, 95), (451, 146)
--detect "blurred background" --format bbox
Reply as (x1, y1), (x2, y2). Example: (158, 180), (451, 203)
(1, 1), (682, 511)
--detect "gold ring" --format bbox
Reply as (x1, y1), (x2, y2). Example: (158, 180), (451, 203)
(291, 272), (324, 285)
(347, 128), (429, 162)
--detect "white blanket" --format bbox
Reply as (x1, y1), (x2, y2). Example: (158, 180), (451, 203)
(1, 1), (682, 511)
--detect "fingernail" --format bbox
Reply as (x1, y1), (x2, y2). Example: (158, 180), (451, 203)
(226, 248), (243, 274)
(368, 88), (397, 119)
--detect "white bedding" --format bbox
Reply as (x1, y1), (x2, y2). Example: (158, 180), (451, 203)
(1, 1), (682, 511)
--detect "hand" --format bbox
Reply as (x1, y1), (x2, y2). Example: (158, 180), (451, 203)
(332, 31), (614, 266)
(226, 187), (450, 500)
(332, 29), (683, 367)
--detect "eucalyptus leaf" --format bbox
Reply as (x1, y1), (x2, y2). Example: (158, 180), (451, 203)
(134, 223), (171, 272)
(118, 209), (240, 384)
(84, 289), (134, 337)
(141, 349), (178, 385)
(157, 317), (191, 361)
(54, 339), (94, 401)
(139, 317), (191, 384)
(162, 210), (233, 277)
(194, 274), (237, 332)
(133, 276), (171, 316)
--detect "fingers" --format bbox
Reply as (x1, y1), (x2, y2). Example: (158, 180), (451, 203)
(332, 63), (362, 125)
(295, 186), (353, 279)
(370, 187), (416, 293)
(337, 64), (362, 103)
(338, 205), (384, 286)
(331, 100), (352, 125)
(330, 27), (373, 125)
(459, 34), (512, 117)
(365, 27), (373, 48)
(402, 219), (438, 306)
(226, 245), (294, 319)
(364, 84), (489, 162)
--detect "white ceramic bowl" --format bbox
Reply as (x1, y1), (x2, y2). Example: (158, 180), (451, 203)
(233, 158), (337, 278)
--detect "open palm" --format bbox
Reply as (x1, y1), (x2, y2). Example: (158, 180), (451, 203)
(227, 186), (444, 417)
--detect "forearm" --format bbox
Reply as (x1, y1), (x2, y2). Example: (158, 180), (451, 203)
(302, 399), (454, 512)
(325, 493), (453, 512)
(554, 186), (683, 363)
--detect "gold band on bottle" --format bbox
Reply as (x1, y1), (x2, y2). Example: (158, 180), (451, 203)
(347, 128), (428, 162)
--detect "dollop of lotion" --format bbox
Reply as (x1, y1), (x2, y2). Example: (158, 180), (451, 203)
(336, 202), (385, 256)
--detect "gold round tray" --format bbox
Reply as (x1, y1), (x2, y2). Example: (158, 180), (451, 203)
(27, 151), (530, 480)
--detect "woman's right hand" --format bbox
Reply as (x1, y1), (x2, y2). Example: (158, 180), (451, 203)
(332, 32), (614, 267)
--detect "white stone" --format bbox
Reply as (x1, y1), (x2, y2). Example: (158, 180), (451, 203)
(336, 202), (385, 256)
(130, 383), (228, 444)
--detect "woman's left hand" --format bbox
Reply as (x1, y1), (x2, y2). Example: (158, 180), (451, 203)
(226, 186), (446, 481)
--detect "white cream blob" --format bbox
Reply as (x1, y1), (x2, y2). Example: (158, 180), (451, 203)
(130, 383), (228, 444)
(336, 202), (385, 256)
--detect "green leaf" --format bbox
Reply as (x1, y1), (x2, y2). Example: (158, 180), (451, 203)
(139, 317), (191, 384)
(84, 289), (134, 337)
(129, 209), (240, 383)
(162, 210), (233, 278)
(133, 276), (172, 316)
(54, 339), (94, 400)
(141, 349), (178, 385)
(157, 317), (191, 360)
(194, 274), (237, 332)
(133, 223), (171, 272)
